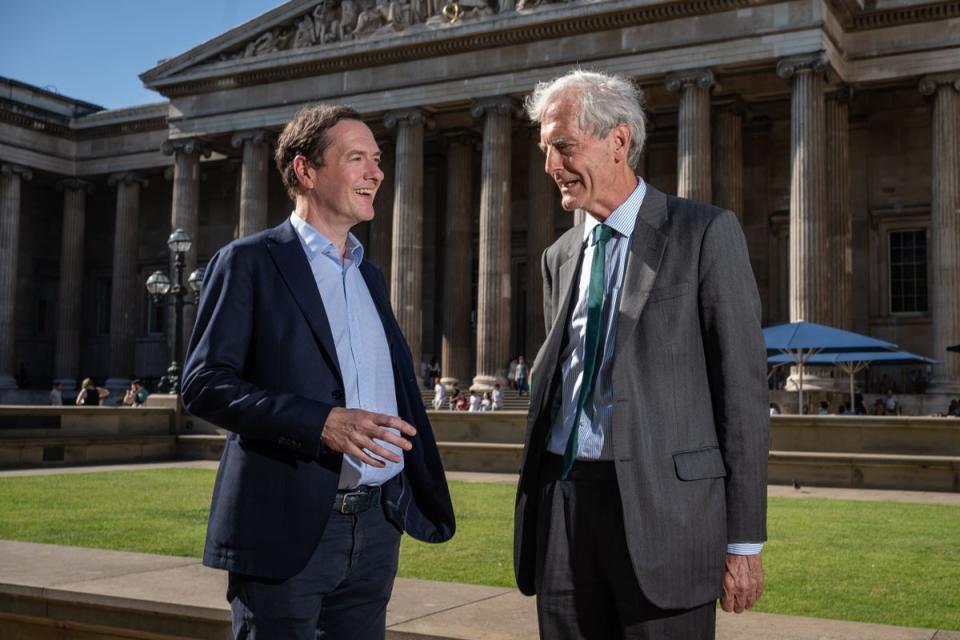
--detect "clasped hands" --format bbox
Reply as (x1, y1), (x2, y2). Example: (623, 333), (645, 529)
(321, 407), (416, 467)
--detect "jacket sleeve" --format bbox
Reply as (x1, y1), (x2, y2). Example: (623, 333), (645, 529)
(697, 210), (769, 545)
(181, 243), (336, 460)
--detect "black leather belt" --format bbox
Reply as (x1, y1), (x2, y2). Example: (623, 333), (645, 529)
(333, 485), (381, 514)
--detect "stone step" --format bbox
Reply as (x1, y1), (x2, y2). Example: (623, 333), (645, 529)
(768, 450), (960, 493)
(0, 435), (177, 470)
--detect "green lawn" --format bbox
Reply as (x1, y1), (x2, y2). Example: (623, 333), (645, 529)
(0, 469), (957, 630)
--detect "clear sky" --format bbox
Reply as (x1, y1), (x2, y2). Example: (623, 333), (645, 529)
(0, 0), (284, 110)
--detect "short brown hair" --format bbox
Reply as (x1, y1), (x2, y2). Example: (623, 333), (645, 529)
(275, 104), (363, 200)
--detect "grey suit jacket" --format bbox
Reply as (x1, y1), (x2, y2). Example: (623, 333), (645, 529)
(513, 185), (769, 609)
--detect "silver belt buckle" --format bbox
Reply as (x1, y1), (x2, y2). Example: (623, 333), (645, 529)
(338, 490), (365, 514)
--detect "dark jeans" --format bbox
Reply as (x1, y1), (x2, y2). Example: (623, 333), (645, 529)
(228, 499), (401, 639)
(535, 454), (716, 639)
(516, 377), (527, 395)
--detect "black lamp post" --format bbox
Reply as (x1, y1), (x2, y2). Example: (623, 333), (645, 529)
(145, 228), (204, 394)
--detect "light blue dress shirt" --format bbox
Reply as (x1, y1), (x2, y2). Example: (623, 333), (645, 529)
(289, 214), (403, 490)
(545, 182), (762, 556)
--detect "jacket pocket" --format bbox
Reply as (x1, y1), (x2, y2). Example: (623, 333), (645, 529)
(647, 282), (693, 303)
(673, 446), (726, 480)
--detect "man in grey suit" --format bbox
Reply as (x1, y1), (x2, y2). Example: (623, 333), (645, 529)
(514, 69), (769, 638)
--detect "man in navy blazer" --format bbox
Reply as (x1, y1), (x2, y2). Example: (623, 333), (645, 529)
(182, 104), (455, 639)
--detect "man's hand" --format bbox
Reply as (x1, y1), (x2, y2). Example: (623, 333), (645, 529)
(321, 408), (416, 467)
(720, 553), (764, 613)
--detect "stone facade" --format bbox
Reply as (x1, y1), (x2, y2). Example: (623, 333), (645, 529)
(1, 0), (958, 396)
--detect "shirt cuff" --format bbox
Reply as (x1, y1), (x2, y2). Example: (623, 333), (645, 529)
(726, 542), (764, 555)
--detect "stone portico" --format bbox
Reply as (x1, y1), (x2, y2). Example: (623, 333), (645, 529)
(0, 0), (958, 396)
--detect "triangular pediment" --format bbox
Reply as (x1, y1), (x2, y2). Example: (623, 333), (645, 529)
(140, 0), (542, 90)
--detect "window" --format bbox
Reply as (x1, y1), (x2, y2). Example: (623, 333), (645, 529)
(888, 230), (927, 313)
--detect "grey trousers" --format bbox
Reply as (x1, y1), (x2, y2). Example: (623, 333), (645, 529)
(535, 454), (716, 640)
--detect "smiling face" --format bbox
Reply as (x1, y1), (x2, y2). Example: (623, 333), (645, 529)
(296, 118), (383, 231)
(539, 96), (632, 218)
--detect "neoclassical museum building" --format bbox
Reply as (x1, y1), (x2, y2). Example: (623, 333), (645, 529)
(0, 0), (958, 400)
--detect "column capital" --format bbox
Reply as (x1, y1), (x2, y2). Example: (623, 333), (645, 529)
(0, 163), (33, 181)
(713, 97), (749, 118)
(665, 68), (715, 93)
(829, 84), (854, 104)
(56, 178), (95, 194)
(384, 108), (431, 129)
(919, 74), (960, 96)
(776, 54), (828, 80)
(439, 128), (480, 149)
(161, 138), (213, 158)
(470, 96), (519, 119)
(107, 172), (149, 188)
(230, 129), (272, 149)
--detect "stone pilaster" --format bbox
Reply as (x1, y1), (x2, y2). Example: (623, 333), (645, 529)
(712, 99), (745, 220)
(231, 130), (270, 238)
(526, 129), (557, 359)
(0, 164), (32, 389)
(162, 138), (210, 357)
(666, 69), (715, 202)
(369, 138), (395, 283)
(825, 87), (853, 330)
(440, 133), (474, 388)
(471, 96), (515, 391)
(920, 75), (960, 393)
(777, 55), (829, 326)
(384, 109), (427, 365)
(106, 173), (148, 388)
(54, 179), (94, 389)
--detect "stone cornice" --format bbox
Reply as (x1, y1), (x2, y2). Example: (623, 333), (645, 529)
(0, 107), (167, 141)
(847, 0), (960, 30)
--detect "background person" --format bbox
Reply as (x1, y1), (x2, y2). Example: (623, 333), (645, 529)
(75, 378), (109, 406)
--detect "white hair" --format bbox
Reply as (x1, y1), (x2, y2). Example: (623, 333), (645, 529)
(525, 69), (647, 169)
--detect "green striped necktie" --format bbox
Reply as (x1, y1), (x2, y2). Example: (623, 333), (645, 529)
(561, 223), (613, 480)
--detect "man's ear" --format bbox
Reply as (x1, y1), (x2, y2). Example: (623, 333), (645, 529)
(292, 155), (314, 191)
(611, 123), (632, 163)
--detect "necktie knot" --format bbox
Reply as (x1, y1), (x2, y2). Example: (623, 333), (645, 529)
(593, 224), (613, 246)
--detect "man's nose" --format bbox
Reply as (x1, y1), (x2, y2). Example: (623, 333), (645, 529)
(543, 148), (560, 175)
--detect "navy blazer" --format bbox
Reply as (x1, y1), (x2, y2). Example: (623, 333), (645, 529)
(182, 220), (455, 580)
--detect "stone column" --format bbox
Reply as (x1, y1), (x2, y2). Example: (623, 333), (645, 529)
(666, 69), (715, 202)
(231, 130), (270, 238)
(920, 75), (960, 393)
(0, 164), (32, 389)
(369, 138), (395, 281)
(778, 55), (831, 395)
(777, 55), (829, 325)
(53, 179), (93, 389)
(471, 97), (515, 391)
(527, 129), (557, 359)
(440, 133), (474, 388)
(162, 139), (210, 357)
(105, 173), (148, 389)
(384, 109), (427, 365)
(712, 100), (745, 220)
(825, 87), (853, 330)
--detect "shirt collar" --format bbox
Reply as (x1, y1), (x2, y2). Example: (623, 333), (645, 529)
(289, 213), (365, 267)
(582, 177), (647, 243)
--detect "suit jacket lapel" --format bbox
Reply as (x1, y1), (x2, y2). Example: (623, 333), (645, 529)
(530, 232), (585, 421)
(266, 221), (344, 386)
(616, 186), (669, 352)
